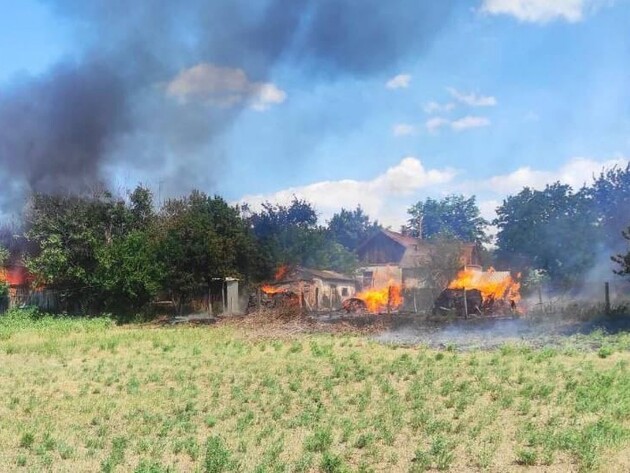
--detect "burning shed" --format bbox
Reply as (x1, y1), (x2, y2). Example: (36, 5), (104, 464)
(261, 266), (356, 311)
(0, 265), (35, 310)
(435, 267), (521, 317)
(357, 229), (481, 311)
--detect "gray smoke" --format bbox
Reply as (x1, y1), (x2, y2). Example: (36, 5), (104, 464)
(0, 0), (455, 212)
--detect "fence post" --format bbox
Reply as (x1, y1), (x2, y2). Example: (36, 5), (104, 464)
(329, 287), (333, 316)
(257, 288), (261, 312)
(605, 282), (611, 315)
(463, 287), (468, 318)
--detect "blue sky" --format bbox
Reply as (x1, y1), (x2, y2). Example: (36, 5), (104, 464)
(1, 0), (629, 227)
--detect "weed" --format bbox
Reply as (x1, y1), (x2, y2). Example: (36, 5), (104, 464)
(2, 315), (630, 471)
(204, 415), (217, 428)
(598, 346), (614, 358)
(321, 452), (346, 473)
(134, 460), (175, 472)
(304, 427), (333, 453)
(410, 448), (431, 472)
(516, 448), (538, 466)
(430, 435), (454, 470)
(203, 436), (232, 473)
(101, 436), (128, 473)
(354, 433), (374, 449)
(19, 432), (35, 449)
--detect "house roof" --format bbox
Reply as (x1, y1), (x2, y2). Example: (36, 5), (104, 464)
(273, 266), (355, 284)
(381, 229), (421, 248)
(302, 268), (355, 282)
(359, 229), (478, 268)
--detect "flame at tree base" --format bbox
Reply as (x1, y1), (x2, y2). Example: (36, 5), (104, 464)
(356, 282), (403, 313)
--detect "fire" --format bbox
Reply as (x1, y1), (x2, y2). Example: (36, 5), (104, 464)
(356, 281), (403, 313)
(261, 284), (285, 295)
(260, 266), (293, 295)
(0, 266), (30, 287)
(274, 265), (290, 281)
(448, 267), (520, 303)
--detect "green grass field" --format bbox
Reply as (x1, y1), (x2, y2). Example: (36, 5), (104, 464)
(0, 310), (629, 472)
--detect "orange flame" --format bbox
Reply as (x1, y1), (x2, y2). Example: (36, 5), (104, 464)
(0, 266), (30, 287)
(274, 265), (290, 281)
(356, 281), (403, 313)
(448, 267), (520, 303)
(261, 284), (285, 295)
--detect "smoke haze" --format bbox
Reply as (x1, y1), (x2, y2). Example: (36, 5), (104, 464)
(0, 0), (455, 212)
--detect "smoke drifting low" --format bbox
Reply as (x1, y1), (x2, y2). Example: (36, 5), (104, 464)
(0, 0), (455, 212)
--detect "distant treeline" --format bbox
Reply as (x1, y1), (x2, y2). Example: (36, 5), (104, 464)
(0, 164), (628, 316)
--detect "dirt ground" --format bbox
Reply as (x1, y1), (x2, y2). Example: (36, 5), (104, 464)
(214, 309), (630, 352)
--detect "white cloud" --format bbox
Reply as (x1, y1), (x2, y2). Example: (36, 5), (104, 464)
(250, 83), (287, 111)
(392, 123), (416, 136)
(426, 117), (450, 133)
(480, 0), (605, 23)
(386, 73), (412, 89)
(238, 155), (629, 231)
(469, 156), (629, 236)
(451, 116), (491, 131)
(424, 101), (456, 114)
(166, 63), (286, 111)
(477, 156), (629, 194)
(447, 87), (497, 107)
(238, 157), (456, 227)
(426, 116), (491, 133)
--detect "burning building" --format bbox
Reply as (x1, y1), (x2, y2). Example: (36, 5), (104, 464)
(356, 229), (481, 311)
(348, 282), (404, 313)
(0, 264), (39, 311)
(435, 267), (521, 317)
(260, 266), (356, 311)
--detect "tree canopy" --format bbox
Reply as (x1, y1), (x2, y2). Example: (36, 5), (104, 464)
(327, 206), (380, 251)
(4, 162), (629, 315)
(247, 198), (358, 275)
(405, 195), (488, 244)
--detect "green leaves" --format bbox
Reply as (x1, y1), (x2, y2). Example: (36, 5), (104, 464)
(494, 183), (599, 289)
(406, 195), (488, 244)
(327, 206), (380, 252)
(248, 198), (359, 275)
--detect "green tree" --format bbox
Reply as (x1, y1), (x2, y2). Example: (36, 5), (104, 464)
(494, 183), (596, 288)
(327, 206), (380, 251)
(424, 237), (464, 291)
(406, 195), (488, 244)
(95, 230), (163, 313)
(25, 191), (122, 311)
(24, 186), (160, 314)
(157, 191), (260, 310)
(587, 164), (630, 252)
(0, 245), (9, 305)
(0, 245), (9, 267)
(612, 227), (630, 277)
(247, 198), (357, 275)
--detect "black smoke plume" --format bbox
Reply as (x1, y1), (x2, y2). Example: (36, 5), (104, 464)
(0, 0), (455, 213)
